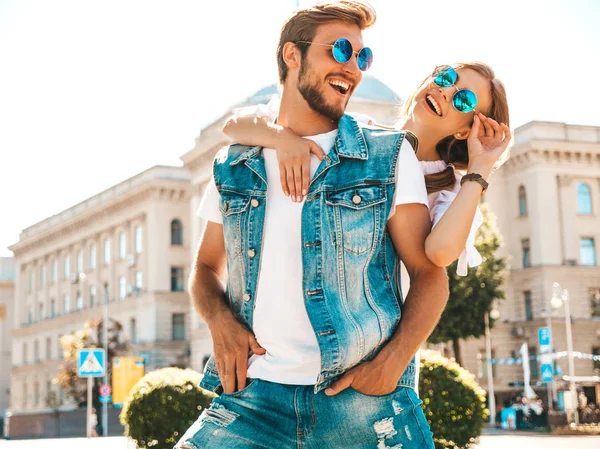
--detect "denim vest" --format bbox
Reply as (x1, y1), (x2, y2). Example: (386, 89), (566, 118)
(199, 114), (417, 394)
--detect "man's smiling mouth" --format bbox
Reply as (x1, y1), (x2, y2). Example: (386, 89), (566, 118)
(328, 78), (351, 95)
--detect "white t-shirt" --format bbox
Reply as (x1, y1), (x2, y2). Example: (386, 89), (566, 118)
(197, 131), (428, 385)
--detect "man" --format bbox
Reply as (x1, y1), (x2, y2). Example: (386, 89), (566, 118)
(177, 2), (448, 448)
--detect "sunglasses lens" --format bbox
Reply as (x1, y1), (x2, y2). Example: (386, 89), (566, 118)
(433, 66), (457, 87)
(453, 90), (477, 113)
(357, 47), (373, 71)
(332, 38), (353, 64)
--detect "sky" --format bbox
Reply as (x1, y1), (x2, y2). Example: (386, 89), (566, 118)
(1, 0), (599, 256)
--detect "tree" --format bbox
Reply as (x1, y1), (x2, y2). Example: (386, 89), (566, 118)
(428, 204), (507, 366)
(54, 318), (128, 407)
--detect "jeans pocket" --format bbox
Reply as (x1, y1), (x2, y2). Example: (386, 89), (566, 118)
(221, 378), (259, 398)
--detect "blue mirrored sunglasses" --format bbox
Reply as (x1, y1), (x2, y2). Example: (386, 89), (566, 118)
(432, 66), (477, 113)
(296, 38), (373, 71)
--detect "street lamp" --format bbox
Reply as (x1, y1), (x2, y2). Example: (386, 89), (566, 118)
(78, 273), (110, 436)
(552, 282), (578, 425)
(485, 306), (500, 426)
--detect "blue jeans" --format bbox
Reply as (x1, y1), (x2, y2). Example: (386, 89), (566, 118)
(175, 379), (434, 449)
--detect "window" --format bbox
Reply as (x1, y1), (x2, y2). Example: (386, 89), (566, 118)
(34, 382), (39, 406)
(578, 183), (592, 214)
(52, 260), (57, 283)
(63, 294), (70, 314)
(119, 232), (127, 259)
(40, 265), (46, 288)
(29, 271), (33, 291)
(34, 340), (39, 363)
(522, 239), (531, 268)
(518, 185), (527, 216)
(130, 318), (137, 344)
(591, 288), (600, 318)
(46, 337), (52, 360)
(76, 292), (83, 311)
(119, 277), (127, 300)
(581, 238), (596, 266)
(530, 347), (539, 379)
(135, 271), (142, 291)
(524, 291), (533, 321)
(593, 347), (600, 371)
(172, 313), (186, 340)
(135, 226), (143, 253)
(90, 286), (96, 308)
(23, 382), (28, 408)
(27, 305), (33, 324)
(171, 219), (183, 246)
(64, 255), (70, 279)
(90, 244), (96, 270)
(57, 336), (63, 360)
(171, 267), (184, 292)
(38, 301), (44, 321)
(103, 283), (110, 303)
(50, 299), (56, 319)
(104, 239), (111, 264)
(23, 343), (28, 364)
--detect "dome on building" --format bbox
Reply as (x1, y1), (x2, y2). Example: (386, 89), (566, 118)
(237, 74), (400, 108)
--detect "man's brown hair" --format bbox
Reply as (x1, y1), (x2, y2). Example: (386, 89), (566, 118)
(276, 1), (376, 82)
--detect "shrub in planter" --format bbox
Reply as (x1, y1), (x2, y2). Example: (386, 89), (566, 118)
(419, 350), (489, 449)
(120, 367), (216, 449)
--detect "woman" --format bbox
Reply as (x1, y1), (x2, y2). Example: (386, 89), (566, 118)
(222, 62), (511, 276)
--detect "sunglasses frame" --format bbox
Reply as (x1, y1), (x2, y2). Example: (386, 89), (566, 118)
(431, 66), (478, 113)
(296, 38), (373, 71)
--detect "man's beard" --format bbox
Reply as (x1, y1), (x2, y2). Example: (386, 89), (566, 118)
(297, 61), (345, 121)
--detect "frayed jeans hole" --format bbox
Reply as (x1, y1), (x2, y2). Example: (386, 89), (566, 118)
(203, 403), (240, 428)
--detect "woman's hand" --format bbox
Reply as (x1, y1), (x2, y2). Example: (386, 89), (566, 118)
(466, 112), (512, 179)
(276, 128), (325, 202)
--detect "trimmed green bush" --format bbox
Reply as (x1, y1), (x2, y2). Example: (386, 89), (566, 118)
(419, 350), (489, 449)
(120, 367), (216, 449)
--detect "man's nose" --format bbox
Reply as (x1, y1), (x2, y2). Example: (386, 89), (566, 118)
(342, 54), (361, 77)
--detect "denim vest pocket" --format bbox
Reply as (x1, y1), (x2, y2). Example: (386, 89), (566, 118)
(219, 191), (251, 216)
(326, 185), (386, 255)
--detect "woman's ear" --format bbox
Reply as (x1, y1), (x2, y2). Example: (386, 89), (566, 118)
(454, 126), (471, 141)
(282, 42), (301, 72)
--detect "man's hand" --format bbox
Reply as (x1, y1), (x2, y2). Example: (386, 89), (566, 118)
(324, 358), (400, 397)
(209, 311), (266, 394)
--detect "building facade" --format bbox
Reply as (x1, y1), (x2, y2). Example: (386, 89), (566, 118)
(8, 166), (193, 413)
(0, 257), (15, 418)
(460, 121), (600, 406)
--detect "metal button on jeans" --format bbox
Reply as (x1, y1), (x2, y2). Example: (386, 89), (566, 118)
(352, 195), (362, 205)
(251, 199), (259, 207)
(247, 249), (256, 258)
(243, 293), (251, 301)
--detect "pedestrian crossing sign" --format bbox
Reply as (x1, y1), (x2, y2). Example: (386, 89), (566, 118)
(77, 348), (106, 377)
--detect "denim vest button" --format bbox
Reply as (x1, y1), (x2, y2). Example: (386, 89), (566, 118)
(247, 249), (256, 258)
(243, 293), (251, 301)
(352, 194), (362, 205)
(251, 199), (259, 207)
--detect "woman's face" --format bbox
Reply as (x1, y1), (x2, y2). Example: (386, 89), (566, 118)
(410, 67), (493, 140)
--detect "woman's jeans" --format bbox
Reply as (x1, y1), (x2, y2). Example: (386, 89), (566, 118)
(175, 379), (434, 449)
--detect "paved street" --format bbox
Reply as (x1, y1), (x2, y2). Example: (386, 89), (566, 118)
(1, 434), (600, 449)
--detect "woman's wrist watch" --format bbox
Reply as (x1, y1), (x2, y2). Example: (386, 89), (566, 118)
(460, 173), (489, 195)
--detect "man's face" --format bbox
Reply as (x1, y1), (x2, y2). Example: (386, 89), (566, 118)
(296, 21), (364, 121)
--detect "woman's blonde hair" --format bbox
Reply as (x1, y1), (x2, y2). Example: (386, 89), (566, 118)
(401, 62), (510, 194)
(276, 1), (376, 82)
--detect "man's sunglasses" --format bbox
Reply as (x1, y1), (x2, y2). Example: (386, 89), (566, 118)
(296, 38), (373, 71)
(432, 66), (477, 113)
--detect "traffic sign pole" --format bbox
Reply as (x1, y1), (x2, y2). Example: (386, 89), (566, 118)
(86, 377), (93, 438)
